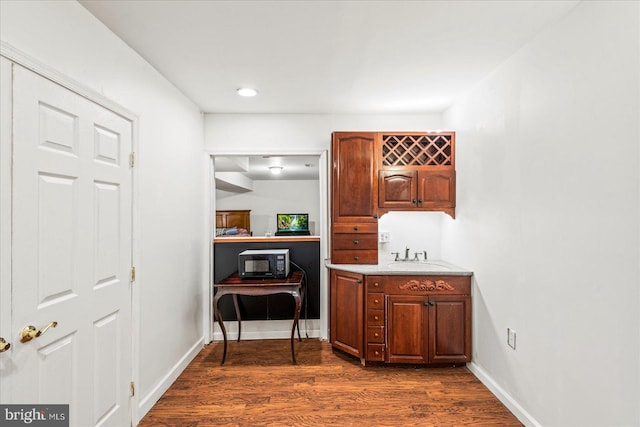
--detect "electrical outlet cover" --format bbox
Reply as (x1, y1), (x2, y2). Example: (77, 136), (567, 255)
(507, 328), (516, 349)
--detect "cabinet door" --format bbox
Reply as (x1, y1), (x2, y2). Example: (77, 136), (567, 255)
(386, 295), (429, 364)
(378, 170), (417, 209)
(428, 294), (471, 364)
(417, 170), (455, 208)
(331, 133), (378, 223)
(330, 270), (364, 358)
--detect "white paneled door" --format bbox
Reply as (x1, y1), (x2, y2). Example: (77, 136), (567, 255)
(7, 64), (133, 426)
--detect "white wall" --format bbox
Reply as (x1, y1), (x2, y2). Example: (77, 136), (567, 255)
(377, 211), (445, 264)
(442, 2), (640, 426)
(217, 180), (320, 236)
(204, 113), (444, 153)
(0, 1), (207, 421)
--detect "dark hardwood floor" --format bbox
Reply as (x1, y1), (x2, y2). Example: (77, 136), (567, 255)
(139, 339), (522, 426)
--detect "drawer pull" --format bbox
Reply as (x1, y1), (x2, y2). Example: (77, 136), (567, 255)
(374, 316), (379, 320)
(374, 333), (379, 338)
(353, 240), (359, 245)
(356, 279), (363, 284)
(374, 299), (379, 304)
(373, 282), (379, 287)
(354, 256), (359, 261)
(353, 226), (359, 231)
(423, 300), (434, 306)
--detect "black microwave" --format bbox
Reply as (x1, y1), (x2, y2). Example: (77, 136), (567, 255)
(238, 249), (290, 279)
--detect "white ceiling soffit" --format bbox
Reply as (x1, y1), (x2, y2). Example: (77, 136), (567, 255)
(214, 156), (249, 173)
(80, 0), (579, 114)
(214, 172), (254, 193)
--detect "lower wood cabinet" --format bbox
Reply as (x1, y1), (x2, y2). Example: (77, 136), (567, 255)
(329, 269), (364, 358)
(330, 270), (471, 366)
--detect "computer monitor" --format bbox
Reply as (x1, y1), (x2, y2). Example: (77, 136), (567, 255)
(275, 213), (310, 236)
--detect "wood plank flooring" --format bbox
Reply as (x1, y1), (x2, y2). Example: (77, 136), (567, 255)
(139, 339), (522, 426)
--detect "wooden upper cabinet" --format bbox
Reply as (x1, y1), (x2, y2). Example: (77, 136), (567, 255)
(331, 132), (378, 224)
(379, 169), (455, 210)
(378, 170), (417, 209)
(378, 132), (456, 218)
(417, 170), (455, 208)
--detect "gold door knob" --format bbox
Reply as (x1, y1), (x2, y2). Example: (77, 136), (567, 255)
(20, 321), (58, 343)
(0, 337), (10, 352)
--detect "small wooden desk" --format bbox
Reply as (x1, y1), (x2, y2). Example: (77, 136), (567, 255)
(213, 271), (304, 365)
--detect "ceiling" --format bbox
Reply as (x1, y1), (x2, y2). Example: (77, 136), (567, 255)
(215, 155), (321, 188)
(80, 0), (579, 115)
(79, 1), (578, 183)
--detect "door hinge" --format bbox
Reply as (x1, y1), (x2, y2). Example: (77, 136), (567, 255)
(129, 152), (135, 167)
(130, 266), (136, 283)
(130, 381), (135, 397)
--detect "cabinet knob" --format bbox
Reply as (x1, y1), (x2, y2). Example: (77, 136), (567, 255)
(353, 226), (359, 231)
(374, 333), (379, 337)
(353, 240), (359, 245)
(423, 300), (434, 306)
(374, 299), (379, 304)
(374, 351), (380, 356)
(418, 199), (423, 203)
(373, 282), (379, 287)
(412, 199), (417, 204)
(354, 256), (359, 261)
(374, 316), (379, 320)
(356, 279), (363, 284)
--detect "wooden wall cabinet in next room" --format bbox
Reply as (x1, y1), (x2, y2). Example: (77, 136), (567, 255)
(216, 210), (251, 231)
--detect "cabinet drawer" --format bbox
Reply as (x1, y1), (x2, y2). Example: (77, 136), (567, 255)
(332, 233), (377, 250)
(367, 309), (384, 326)
(367, 293), (384, 310)
(379, 275), (470, 295)
(367, 326), (384, 343)
(367, 344), (385, 361)
(333, 223), (378, 234)
(367, 276), (384, 292)
(331, 250), (378, 264)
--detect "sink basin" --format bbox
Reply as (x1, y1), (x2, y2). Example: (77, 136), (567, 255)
(385, 262), (452, 271)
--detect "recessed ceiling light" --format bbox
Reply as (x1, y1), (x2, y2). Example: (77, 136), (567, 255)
(268, 166), (283, 175)
(237, 88), (257, 97)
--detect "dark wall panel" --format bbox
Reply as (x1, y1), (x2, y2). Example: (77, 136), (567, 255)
(213, 241), (320, 322)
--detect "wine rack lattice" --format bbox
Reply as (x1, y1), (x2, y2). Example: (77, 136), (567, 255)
(381, 134), (452, 166)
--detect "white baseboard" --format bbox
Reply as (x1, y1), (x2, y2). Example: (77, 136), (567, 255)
(467, 361), (541, 427)
(136, 337), (204, 423)
(211, 319), (321, 341)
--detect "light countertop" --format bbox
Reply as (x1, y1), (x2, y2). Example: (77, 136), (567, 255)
(325, 259), (473, 276)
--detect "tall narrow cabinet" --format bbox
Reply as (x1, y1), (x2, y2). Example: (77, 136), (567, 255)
(330, 133), (378, 264)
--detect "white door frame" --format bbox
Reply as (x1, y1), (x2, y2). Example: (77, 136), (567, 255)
(0, 41), (141, 424)
(207, 149), (330, 342)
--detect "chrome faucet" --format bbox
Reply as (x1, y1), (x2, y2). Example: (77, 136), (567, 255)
(392, 247), (427, 262)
